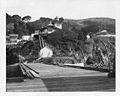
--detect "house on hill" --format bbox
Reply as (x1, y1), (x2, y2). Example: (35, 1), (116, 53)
(33, 17), (64, 35)
(9, 34), (18, 42)
(22, 35), (30, 41)
(6, 34), (18, 45)
(52, 17), (64, 29)
(40, 25), (58, 34)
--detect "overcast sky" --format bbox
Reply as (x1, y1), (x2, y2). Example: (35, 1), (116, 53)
(6, 0), (117, 21)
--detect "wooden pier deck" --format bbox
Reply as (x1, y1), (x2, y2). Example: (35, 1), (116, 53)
(6, 63), (115, 92)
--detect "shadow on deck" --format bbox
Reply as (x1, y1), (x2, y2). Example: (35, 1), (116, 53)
(41, 76), (115, 91)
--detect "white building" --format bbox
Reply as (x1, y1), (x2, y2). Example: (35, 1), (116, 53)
(22, 35), (30, 41)
(54, 22), (62, 29)
(52, 17), (64, 29)
(9, 34), (18, 42)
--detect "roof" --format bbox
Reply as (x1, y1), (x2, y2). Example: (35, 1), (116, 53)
(40, 25), (58, 32)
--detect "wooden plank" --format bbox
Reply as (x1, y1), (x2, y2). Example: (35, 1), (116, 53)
(6, 63), (115, 92)
(7, 77), (24, 83)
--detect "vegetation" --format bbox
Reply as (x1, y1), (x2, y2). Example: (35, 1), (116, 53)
(6, 13), (115, 71)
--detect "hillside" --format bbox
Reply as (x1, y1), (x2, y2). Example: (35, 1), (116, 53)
(6, 13), (115, 37)
(6, 14), (115, 70)
(64, 17), (115, 34)
(64, 17), (115, 25)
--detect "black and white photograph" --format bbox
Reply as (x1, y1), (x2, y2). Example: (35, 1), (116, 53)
(1, 0), (119, 95)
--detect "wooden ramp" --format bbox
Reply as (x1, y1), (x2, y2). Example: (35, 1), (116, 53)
(6, 63), (115, 92)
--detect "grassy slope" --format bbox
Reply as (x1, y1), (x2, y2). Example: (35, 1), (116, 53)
(64, 17), (115, 25)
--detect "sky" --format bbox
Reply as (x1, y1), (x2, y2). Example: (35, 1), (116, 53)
(5, 0), (118, 21)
